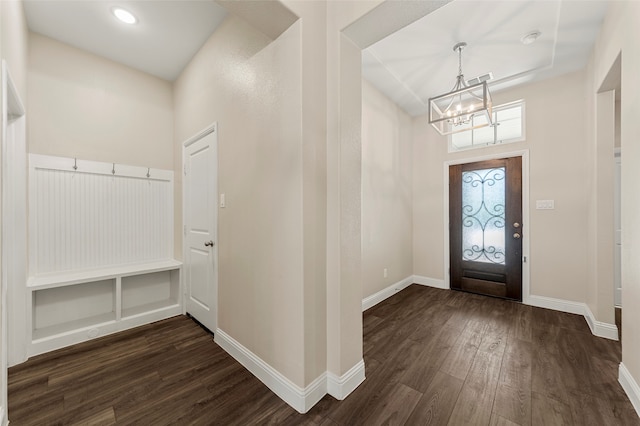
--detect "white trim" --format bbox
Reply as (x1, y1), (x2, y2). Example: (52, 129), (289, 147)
(619, 363), (640, 417)
(526, 295), (585, 315)
(362, 276), (413, 311)
(527, 295), (619, 341)
(27, 259), (182, 290)
(214, 328), (326, 413)
(583, 304), (619, 341)
(28, 153), (173, 181)
(183, 122), (217, 148)
(412, 275), (448, 290)
(326, 359), (366, 400)
(2, 60), (27, 420)
(443, 149), (531, 303)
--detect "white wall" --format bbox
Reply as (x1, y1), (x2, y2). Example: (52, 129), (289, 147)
(413, 70), (590, 303)
(173, 15), (307, 387)
(280, 0), (328, 386)
(28, 33), (174, 170)
(324, 0), (382, 382)
(615, 99), (621, 148)
(587, 0), (640, 405)
(1, 1), (28, 98)
(362, 78), (412, 298)
(0, 1), (29, 423)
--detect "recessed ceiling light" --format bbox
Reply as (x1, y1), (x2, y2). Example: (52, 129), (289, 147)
(112, 7), (137, 25)
(521, 30), (541, 45)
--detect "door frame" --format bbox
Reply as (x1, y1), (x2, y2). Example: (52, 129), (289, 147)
(2, 60), (27, 424)
(181, 122), (218, 331)
(614, 147), (621, 307)
(443, 149), (531, 303)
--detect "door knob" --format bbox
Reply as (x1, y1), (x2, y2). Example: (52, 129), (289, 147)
(513, 233), (521, 239)
(513, 222), (520, 228)
(204, 241), (214, 247)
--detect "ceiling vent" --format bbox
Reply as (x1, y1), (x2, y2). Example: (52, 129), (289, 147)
(466, 72), (494, 86)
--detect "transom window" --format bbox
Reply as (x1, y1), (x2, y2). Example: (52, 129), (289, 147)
(449, 100), (525, 152)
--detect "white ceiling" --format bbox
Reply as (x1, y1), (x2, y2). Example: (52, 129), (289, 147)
(363, 0), (609, 116)
(23, 0), (228, 81)
(23, 0), (608, 97)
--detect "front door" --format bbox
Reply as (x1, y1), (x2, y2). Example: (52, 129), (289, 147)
(449, 157), (523, 300)
(184, 125), (218, 332)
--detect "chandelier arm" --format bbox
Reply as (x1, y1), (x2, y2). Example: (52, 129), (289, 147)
(441, 95), (457, 114)
(467, 91), (484, 101)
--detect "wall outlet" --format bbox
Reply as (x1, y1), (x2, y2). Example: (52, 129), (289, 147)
(383, 268), (388, 278)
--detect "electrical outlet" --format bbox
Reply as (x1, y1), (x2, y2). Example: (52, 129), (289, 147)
(383, 268), (388, 278)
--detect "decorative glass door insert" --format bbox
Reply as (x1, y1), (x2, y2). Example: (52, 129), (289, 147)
(461, 167), (506, 264)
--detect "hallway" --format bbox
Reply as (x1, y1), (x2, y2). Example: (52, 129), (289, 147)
(9, 285), (638, 425)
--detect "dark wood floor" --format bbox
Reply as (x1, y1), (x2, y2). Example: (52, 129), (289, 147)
(9, 285), (640, 425)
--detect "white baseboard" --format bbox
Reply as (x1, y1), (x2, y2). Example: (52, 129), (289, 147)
(214, 328), (326, 413)
(362, 275), (449, 312)
(527, 295), (618, 341)
(326, 359), (365, 400)
(412, 275), (448, 290)
(619, 362), (640, 417)
(526, 294), (586, 315)
(362, 276), (413, 311)
(584, 304), (619, 341)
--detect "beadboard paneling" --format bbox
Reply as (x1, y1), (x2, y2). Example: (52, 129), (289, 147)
(29, 154), (174, 275)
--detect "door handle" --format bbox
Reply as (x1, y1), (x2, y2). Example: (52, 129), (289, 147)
(204, 241), (214, 247)
(513, 233), (521, 239)
(513, 222), (520, 228)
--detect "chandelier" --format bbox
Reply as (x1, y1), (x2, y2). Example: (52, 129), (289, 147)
(429, 42), (492, 135)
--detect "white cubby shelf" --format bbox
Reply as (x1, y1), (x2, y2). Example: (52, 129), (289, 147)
(27, 259), (182, 357)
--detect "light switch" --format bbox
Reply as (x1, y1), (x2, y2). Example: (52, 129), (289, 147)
(536, 199), (554, 210)
(220, 193), (226, 208)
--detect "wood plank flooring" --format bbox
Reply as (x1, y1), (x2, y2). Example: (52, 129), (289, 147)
(9, 285), (640, 425)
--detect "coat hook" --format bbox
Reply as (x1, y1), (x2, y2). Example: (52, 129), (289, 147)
(146, 167), (151, 178)
(112, 163), (116, 175)
(73, 158), (78, 171)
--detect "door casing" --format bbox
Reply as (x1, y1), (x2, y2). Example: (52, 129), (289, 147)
(614, 148), (621, 307)
(443, 149), (530, 303)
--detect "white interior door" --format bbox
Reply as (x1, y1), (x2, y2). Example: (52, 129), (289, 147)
(184, 125), (217, 332)
(614, 151), (622, 307)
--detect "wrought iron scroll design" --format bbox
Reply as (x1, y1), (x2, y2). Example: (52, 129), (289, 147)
(462, 167), (506, 264)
